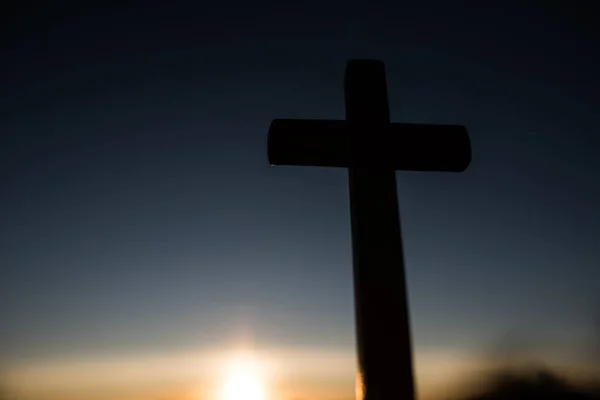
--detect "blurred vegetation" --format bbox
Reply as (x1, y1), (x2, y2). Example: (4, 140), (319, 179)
(458, 366), (600, 400)
(451, 314), (600, 400)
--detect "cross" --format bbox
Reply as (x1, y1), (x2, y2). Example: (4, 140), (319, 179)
(267, 60), (471, 400)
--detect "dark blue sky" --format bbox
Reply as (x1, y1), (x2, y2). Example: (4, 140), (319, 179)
(1, 0), (599, 382)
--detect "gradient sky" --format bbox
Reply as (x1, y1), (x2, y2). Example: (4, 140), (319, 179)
(2, 1), (600, 399)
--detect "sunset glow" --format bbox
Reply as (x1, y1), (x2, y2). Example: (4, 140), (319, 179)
(214, 352), (271, 400)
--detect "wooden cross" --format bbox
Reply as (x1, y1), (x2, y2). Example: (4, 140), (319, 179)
(267, 59), (471, 400)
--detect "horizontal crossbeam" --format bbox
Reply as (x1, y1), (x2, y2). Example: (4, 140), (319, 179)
(268, 118), (471, 172)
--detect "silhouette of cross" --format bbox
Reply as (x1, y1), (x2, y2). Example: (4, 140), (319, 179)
(267, 59), (471, 400)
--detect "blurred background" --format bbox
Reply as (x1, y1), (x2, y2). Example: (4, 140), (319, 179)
(2, 1), (599, 399)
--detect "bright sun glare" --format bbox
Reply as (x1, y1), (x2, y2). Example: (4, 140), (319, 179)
(216, 353), (269, 400)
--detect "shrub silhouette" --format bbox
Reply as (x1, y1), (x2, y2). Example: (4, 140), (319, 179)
(460, 367), (600, 400)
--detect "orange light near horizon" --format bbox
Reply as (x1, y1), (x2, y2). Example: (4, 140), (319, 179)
(213, 352), (271, 400)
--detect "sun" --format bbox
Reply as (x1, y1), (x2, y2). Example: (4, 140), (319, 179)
(219, 370), (266, 400)
(216, 353), (269, 400)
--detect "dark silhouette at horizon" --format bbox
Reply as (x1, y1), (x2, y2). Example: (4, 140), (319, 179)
(459, 367), (600, 400)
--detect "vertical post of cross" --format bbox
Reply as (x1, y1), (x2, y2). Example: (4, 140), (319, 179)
(345, 60), (415, 400)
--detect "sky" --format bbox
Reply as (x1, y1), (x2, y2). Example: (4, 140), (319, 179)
(1, 1), (600, 399)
